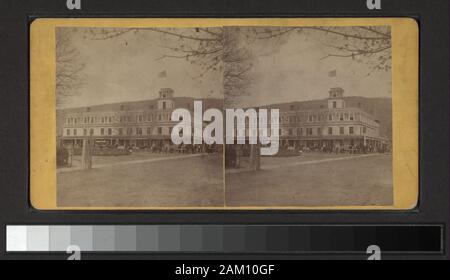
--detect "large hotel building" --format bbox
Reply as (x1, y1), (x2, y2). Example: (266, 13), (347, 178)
(57, 88), (222, 149)
(58, 87), (388, 152)
(275, 87), (388, 151)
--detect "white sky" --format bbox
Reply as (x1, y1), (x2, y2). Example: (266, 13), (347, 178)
(58, 27), (391, 109)
(239, 29), (392, 107)
(58, 28), (222, 109)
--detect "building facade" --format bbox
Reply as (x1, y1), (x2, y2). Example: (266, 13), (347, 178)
(58, 88), (222, 149)
(276, 87), (388, 152)
(58, 86), (388, 153)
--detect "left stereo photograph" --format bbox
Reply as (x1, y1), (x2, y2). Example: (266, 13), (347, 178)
(30, 18), (418, 210)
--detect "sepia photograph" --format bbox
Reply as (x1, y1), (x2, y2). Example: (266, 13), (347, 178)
(223, 26), (393, 207)
(28, 18), (417, 210)
(55, 27), (225, 207)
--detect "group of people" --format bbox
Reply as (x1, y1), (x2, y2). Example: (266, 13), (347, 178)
(280, 143), (389, 155)
(121, 143), (221, 155)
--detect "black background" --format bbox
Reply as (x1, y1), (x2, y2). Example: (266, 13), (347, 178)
(0, 0), (448, 260)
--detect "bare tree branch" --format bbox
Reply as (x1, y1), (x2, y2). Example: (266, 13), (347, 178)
(56, 28), (86, 105)
(83, 25), (392, 105)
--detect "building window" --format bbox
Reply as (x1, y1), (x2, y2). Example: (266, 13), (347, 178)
(73, 129), (77, 136)
(83, 129), (87, 136)
(147, 127), (152, 135)
(350, 114), (354, 121)
(328, 115), (332, 121)
(307, 128), (313, 135)
(137, 128), (142, 135)
(317, 127), (322, 135)
(328, 127), (333, 135)
(340, 114), (344, 121)
(101, 128), (105, 135)
(127, 128), (133, 135)
(66, 129), (70, 136)
(89, 129), (94, 136)
(138, 115), (143, 122)
(118, 128), (123, 135)
(297, 128), (302, 136)
(108, 128), (112, 135)
(290, 105), (295, 111)
(158, 127), (163, 135)
(349, 127), (354, 134)
(308, 115), (313, 122)
(163, 102), (167, 110)
(333, 101), (337, 108)
(339, 127), (344, 135)
(288, 129), (293, 136)
(363, 126), (367, 134)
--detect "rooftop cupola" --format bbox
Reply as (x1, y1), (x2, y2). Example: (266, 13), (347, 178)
(159, 88), (174, 99)
(157, 88), (175, 110)
(327, 87), (346, 109)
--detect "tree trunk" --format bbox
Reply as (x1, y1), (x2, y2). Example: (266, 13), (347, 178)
(255, 142), (261, 171)
(81, 139), (92, 169)
(250, 143), (261, 171)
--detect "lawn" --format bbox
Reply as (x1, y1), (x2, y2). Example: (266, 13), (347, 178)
(64, 151), (183, 170)
(225, 154), (393, 207)
(57, 154), (224, 208)
(58, 152), (393, 208)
